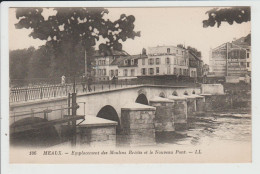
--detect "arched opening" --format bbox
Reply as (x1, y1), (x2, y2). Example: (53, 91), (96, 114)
(159, 92), (166, 98)
(10, 117), (60, 147)
(97, 105), (120, 133)
(135, 94), (149, 105)
(172, 91), (178, 96)
(192, 90), (196, 94)
(184, 91), (189, 95)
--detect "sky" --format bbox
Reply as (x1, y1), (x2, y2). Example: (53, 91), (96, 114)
(9, 7), (251, 64)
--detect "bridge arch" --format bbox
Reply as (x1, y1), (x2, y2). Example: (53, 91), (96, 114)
(10, 117), (60, 147)
(135, 93), (149, 105)
(172, 90), (178, 96)
(96, 105), (121, 133)
(159, 92), (166, 98)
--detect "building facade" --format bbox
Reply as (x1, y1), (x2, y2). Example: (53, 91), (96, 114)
(209, 34), (251, 83)
(91, 50), (129, 81)
(138, 46), (189, 77)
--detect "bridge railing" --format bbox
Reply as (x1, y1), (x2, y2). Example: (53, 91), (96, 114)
(10, 77), (201, 103)
(10, 84), (73, 103)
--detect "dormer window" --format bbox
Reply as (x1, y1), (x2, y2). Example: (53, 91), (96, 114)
(124, 60), (128, 65)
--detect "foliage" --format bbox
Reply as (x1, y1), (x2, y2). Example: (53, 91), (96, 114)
(187, 46), (201, 58)
(9, 47), (35, 80)
(15, 7), (141, 76)
(203, 7), (250, 28)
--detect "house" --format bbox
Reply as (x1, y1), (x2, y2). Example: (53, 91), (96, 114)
(138, 46), (189, 77)
(91, 49), (129, 81)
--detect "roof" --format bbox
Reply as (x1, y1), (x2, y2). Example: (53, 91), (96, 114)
(188, 51), (202, 62)
(93, 49), (129, 57)
(111, 54), (148, 66)
(232, 34), (251, 48)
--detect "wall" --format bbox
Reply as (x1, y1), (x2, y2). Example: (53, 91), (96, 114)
(201, 84), (224, 95)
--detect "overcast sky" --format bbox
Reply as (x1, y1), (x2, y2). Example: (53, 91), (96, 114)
(9, 7), (251, 64)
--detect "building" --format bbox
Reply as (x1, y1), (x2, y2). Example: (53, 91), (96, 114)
(188, 51), (203, 78)
(209, 34), (251, 83)
(91, 49), (146, 81)
(91, 50), (129, 81)
(138, 46), (189, 77)
(118, 54), (147, 80)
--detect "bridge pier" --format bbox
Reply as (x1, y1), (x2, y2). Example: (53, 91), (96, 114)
(167, 95), (188, 130)
(184, 95), (197, 118)
(192, 94), (205, 114)
(75, 116), (117, 147)
(149, 97), (175, 132)
(120, 103), (156, 147)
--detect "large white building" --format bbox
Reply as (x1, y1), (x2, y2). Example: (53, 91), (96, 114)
(138, 46), (189, 76)
(209, 34), (251, 83)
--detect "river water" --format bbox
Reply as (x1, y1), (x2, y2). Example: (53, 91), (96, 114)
(157, 112), (251, 147)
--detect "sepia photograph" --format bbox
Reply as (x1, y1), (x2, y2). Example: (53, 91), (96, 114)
(2, 1), (256, 166)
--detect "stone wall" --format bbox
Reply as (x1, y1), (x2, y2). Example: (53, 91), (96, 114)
(121, 103), (156, 146)
(168, 96), (187, 130)
(149, 97), (175, 132)
(76, 126), (116, 147)
(75, 116), (117, 147)
(195, 96), (205, 113)
(201, 84), (224, 95)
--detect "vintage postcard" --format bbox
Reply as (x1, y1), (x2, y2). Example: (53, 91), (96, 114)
(1, 1), (260, 172)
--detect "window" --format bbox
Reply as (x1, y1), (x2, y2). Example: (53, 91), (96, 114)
(110, 70), (114, 77)
(149, 68), (154, 75)
(156, 67), (159, 74)
(174, 58), (177, 65)
(141, 68), (146, 75)
(115, 70), (118, 76)
(247, 53), (250, 58)
(174, 68), (177, 74)
(131, 59), (134, 65)
(167, 48), (170, 53)
(131, 69), (135, 76)
(103, 69), (106, 76)
(156, 58), (160, 65)
(142, 59), (145, 65)
(102, 60), (105, 65)
(149, 58), (154, 65)
(179, 68), (182, 75)
(247, 62), (250, 67)
(98, 60), (102, 65)
(166, 57), (170, 65)
(124, 69), (128, 76)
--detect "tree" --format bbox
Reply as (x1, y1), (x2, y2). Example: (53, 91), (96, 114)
(187, 46), (201, 58)
(203, 7), (250, 28)
(15, 7), (141, 76)
(9, 47), (35, 80)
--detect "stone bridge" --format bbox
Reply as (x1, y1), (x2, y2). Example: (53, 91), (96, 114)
(10, 85), (201, 126)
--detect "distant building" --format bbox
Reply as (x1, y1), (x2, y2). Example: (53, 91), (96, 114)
(91, 50), (129, 81)
(118, 54), (147, 80)
(209, 34), (251, 83)
(188, 51), (203, 78)
(138, 46), (189, 77)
